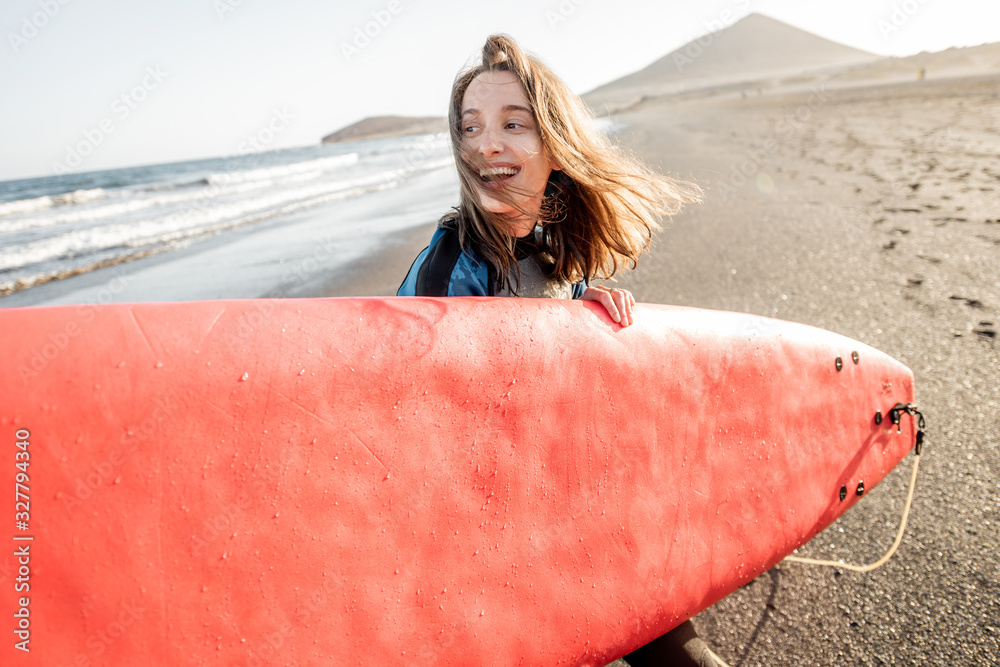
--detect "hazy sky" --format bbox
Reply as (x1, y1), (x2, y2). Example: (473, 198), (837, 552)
(1, 0), (997, 182)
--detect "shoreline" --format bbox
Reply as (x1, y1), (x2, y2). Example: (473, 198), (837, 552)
(0, 167), (457, 308)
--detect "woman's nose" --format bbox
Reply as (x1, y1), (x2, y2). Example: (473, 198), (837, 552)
(478, 127), (502, 156)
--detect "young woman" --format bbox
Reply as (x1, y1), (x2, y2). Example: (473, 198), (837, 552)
(398, 35), (724, 666)
(397, 34), (701, 328)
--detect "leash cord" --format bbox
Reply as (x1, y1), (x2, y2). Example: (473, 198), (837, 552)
(784, 404), (925, 573)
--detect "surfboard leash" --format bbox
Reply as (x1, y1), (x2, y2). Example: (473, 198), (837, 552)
(784, 403), (926, 573)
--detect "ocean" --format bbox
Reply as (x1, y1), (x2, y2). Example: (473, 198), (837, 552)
(0, 133), (457, 305)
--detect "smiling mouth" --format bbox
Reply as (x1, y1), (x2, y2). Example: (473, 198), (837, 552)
(479, 166), (520, 187)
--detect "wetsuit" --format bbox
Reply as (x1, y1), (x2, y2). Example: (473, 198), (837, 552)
(397, 222), (586, 299)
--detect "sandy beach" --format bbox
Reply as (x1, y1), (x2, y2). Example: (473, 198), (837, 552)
(323, 73), (1000, 664)
(621, 75), (999, 666)
(3, 11), (998, 664)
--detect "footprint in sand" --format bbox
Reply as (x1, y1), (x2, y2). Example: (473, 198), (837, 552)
(973, 325), (997, 340)
(932, 217), (968, 226)
(950, 296), (985, 309)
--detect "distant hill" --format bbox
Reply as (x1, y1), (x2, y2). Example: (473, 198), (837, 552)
(584, 13), (879, 112)
(321, 116), (447, 144)
(829, 41), (1000, 86)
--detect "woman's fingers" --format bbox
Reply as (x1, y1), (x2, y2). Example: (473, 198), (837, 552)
(608, 286), (634, 327)
(605, 290), (623, 325)
(613, 288), (633, 327)
(618, 289), (634, 327)
(584, 285), (634, 327)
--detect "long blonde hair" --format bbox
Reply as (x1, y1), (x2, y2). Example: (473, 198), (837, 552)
(447, 34), (701, 289)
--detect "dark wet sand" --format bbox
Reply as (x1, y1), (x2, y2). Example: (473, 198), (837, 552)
(319, 222), (436, 298)
(331, 75), (1000, 665)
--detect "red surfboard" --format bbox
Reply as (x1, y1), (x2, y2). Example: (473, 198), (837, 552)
(0, 298), (918, 665)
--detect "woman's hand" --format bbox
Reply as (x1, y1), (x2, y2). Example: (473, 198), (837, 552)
(581, 286), (636, 327)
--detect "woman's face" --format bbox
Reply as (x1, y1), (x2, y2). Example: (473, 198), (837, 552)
(460, 70), (559, 234)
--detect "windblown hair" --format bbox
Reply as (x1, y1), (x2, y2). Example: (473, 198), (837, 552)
(446, 34), (702, 290)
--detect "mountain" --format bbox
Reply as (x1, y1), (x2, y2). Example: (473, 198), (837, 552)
(584, 13), (879, 112)
(321, 116), (446, 144)
(829, 41), (1000, 86)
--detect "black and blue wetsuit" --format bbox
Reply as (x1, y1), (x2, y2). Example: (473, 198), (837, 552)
(397, 222), (586, 299)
